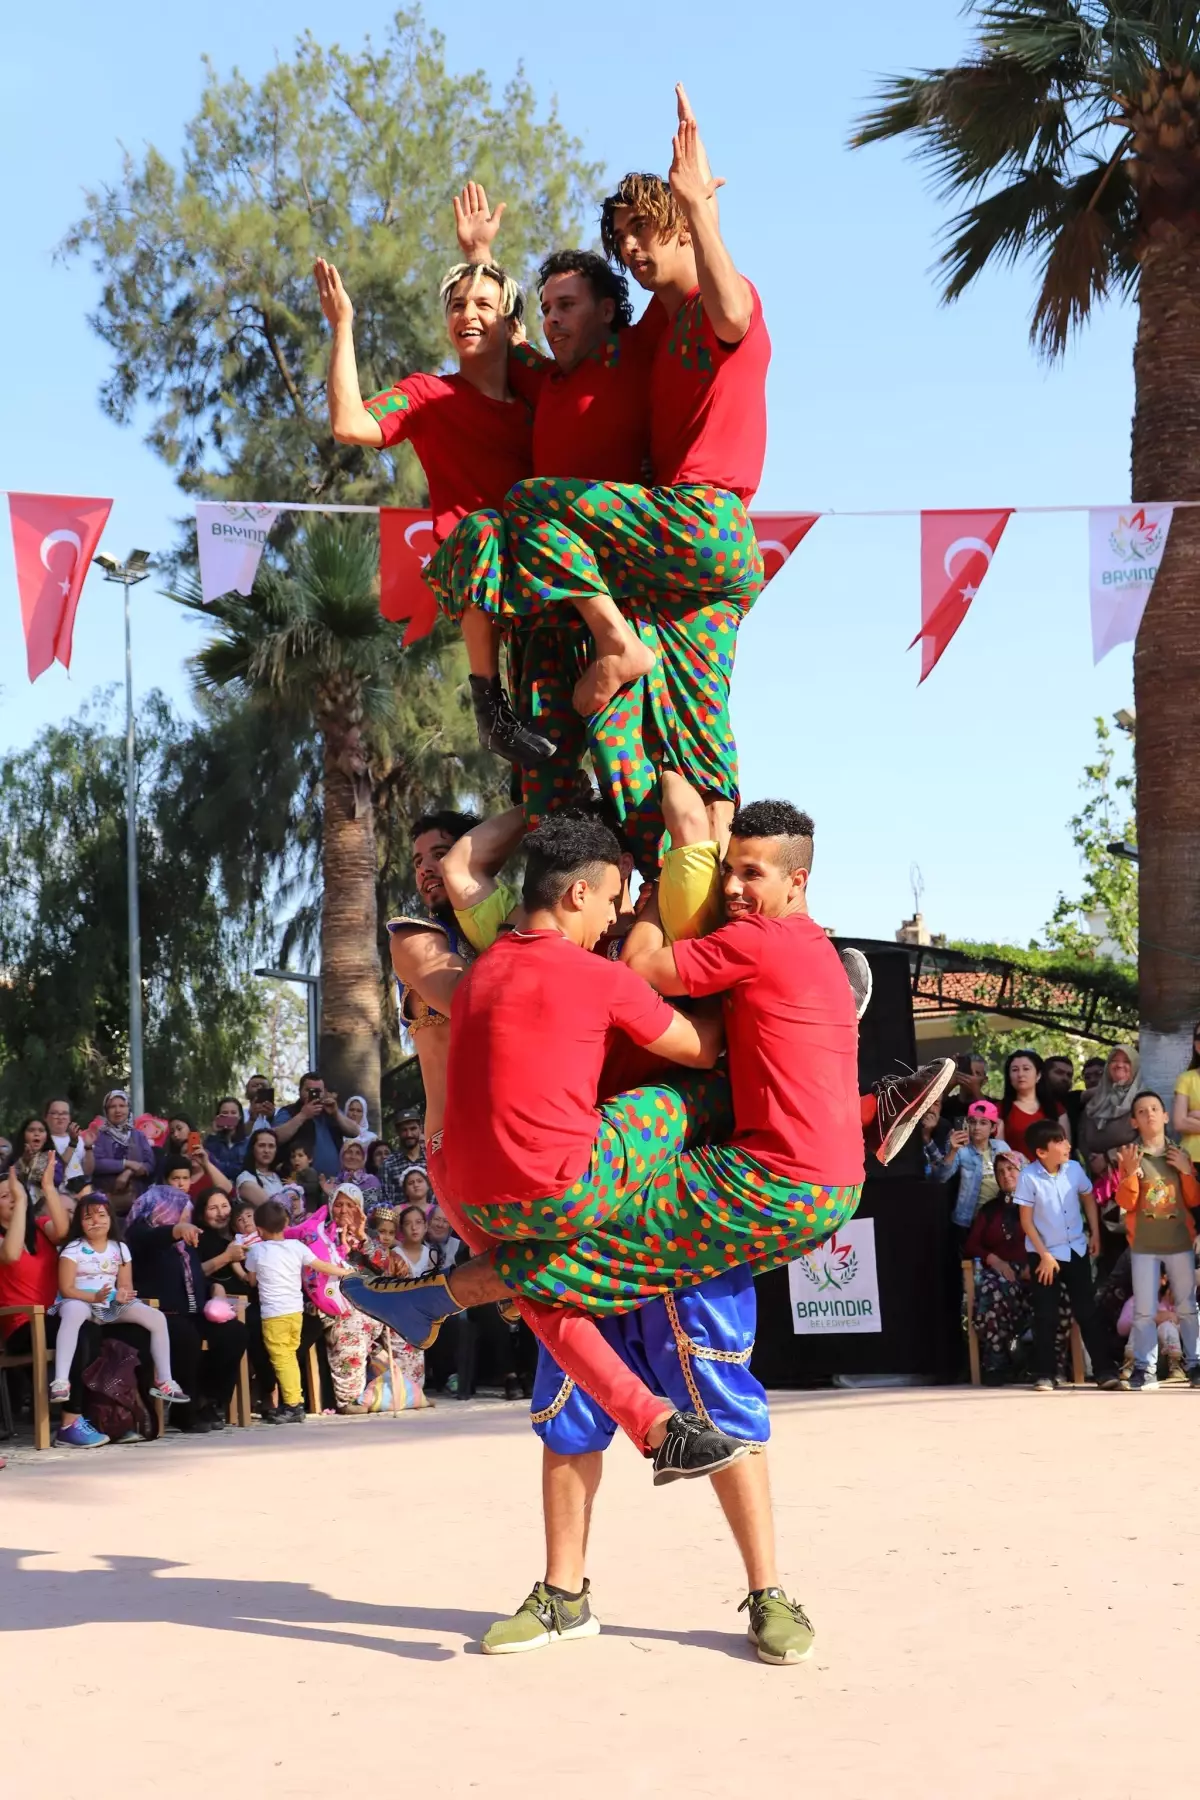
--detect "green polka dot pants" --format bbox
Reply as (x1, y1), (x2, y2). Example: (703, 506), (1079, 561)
(463, 1072), (862, 1316)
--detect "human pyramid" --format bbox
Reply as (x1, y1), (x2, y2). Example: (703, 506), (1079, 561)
(316, 86), (953, 1664)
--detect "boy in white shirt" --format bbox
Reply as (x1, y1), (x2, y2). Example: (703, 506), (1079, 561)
(244, 1197), (344, 1422)
(1015, 1118), (1122, 1393)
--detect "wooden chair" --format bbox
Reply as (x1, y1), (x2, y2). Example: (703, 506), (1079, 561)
(0, 1306), (52, 1450)
(150, 1296), (253, 1434)
(304, 1340), (323, 1416)
(963, 1261), (1086, 1386)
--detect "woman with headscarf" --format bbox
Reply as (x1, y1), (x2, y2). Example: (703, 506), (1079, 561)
(121, 1184), (248, 1432)
(321, 1184), (426, 1412)
(91, 1090), (156, 1215)
(964, 1149), (1073, 1384)
(344, 1096), (378, 1148)
(337, 1135), (381, 1198)
(1077, 1045), (1140, 1164)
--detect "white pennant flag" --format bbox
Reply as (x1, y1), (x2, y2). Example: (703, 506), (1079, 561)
(1089, 504), (1174, 663)
(195, 503), (280, 604)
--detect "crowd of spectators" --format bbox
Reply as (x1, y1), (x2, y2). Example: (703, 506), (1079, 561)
(0, 1073), (534, 1451)
(922, 1037), (1200, 1392)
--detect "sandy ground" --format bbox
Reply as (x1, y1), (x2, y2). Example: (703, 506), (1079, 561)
(1, 1385), (1194, 1799)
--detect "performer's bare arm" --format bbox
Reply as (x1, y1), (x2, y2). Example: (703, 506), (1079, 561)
(643, 1006), (723, 1069)
(390, 926), (468, 1017)
(623, 891), (690, 998)
(314, 259), (385, 447)
(669, 85), (753, 345)
(441, 805), (526, 914)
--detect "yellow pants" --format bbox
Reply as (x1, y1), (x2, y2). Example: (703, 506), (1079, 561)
(659, 840), (722, 944)
(260, 1311), (303, 1408)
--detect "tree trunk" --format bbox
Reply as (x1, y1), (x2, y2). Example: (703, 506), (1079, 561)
(1131, 234), (1200, 1098)
(317, 707), (382, 1125)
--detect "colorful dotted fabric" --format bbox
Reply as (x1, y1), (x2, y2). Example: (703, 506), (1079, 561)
(462, 1071), (862, 1317)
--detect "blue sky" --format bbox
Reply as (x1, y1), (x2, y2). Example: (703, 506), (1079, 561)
(2, 1), (1137, 945)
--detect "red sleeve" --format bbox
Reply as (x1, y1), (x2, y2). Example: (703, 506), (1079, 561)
(508, 342), (551, 407)
(962, 1211), (989, 1261)
(604, 959), (676, 1047)
(704, 281), (764, 358)
(364, 373), (432, 448)
(672, 916), (765, 998)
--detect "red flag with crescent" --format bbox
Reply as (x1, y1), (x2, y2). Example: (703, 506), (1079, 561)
(379, 508), (438, 646)
(8, 492), (113, 681)
(750, 512), (820, 582)
(912, 509), (1012, 683)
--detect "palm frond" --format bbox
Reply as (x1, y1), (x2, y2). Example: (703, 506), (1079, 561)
(938, 165), (1067, 298)
(1031, 153), (1139, 353)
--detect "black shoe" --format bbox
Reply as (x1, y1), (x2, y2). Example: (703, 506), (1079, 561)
(864, 1059), (956, 1165)
(470, 675), (557, 768)
(651, 1410), (751, 1487)
(279, 1403), (307, 1423)
(504, 1376), (523, 1401)
(180, 1417), (214, 1435)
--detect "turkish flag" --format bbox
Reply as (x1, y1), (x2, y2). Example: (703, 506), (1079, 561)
(379, 508), (438, 646)
(750, 512), (820, 583)
(8, 492), (113, 681)
(912, 509), (1012, 683)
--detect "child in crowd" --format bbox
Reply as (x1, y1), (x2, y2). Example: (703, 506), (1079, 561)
(1015, 1119), (1121, 1392)
(284, 1143), (323, 1213)
(51, 1192), (189, 1404)
(938, 1099), (1010, 1241)
(244, 1198), (345, 1423)
(231, 1199), (260, 1247)
(1115, 1088), (1200, 1391)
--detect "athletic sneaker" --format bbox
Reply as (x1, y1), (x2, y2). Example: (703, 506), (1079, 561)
(740, 1589), (815, 1665)
(651, 1409), (750, 1486)
(839, 947), (873, 1021)
(1187, 1366), (1200, 1389)
(469, 676), (557, 768)
(480, 1581), (601, 1655)
(114, 1429), (142, 1445)
(54, 1418), (109, 1448)
(48, 1378), (71, 1403)
(341, 1269), (462, 1350)
(1033, 1377), (1056, 1393)
(149, 1379), (190, 1403)
(863, 1059), (956, 1166)
(1128, 1367), (1158, 1391)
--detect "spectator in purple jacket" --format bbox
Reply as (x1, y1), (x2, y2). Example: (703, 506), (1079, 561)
(90, 1089), (156, 1216)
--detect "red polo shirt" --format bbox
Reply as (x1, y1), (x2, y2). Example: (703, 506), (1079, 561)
(647, 282), (771, 504)
(672, 910), (863, 1187)
(364, 371), (534, 542)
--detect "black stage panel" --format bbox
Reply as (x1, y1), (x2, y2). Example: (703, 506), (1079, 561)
(750, 1177), (960, 1384)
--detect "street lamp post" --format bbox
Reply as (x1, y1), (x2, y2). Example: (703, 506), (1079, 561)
(93, 550), (153, 1117)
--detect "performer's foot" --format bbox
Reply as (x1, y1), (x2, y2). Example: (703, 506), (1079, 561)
(340, 1269), (463, 1351)
(651, 1409), (750, 1486)
(740, 1589), (816, 1665)
(480, 1580), (601, 1655)
(496, 1297), (521, 1324)
(469, 674), (557, 767)
(839, 947), (873, 1021)
(572, 638), (657, 717)
(864, 1058), (956, 1165)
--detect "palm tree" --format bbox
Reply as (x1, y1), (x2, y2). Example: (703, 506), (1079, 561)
(171, 516), (501, 1115)
(853, 1), (1200, 1096)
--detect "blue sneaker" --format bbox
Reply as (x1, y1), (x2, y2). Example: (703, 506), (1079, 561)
(341, 1270), (463, 1350)
(54, 1418), (110, 1449)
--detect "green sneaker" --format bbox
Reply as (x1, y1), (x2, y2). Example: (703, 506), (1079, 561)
(740, 1588), (815, 1665)
(480, 1580), (600, 1656)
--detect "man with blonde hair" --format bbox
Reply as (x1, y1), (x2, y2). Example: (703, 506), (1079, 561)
(315, 253), (554, 767)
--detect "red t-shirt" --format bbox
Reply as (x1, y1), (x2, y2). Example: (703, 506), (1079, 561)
(673, 911), (864, 1187)
(520, 319), (666, 482)
(443, 930), (674, 1208)
(363, 371), (534, 542)
(647, 282), (771, 504)
(0, 1215), (60, 1340)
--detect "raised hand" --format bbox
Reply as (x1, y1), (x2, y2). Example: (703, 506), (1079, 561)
(670, 83), (724, 214)
(314, 258), (354, 329)
(453, 181), (506, 261)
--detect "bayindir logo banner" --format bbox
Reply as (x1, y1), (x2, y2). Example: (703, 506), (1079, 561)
(787, 1218), (882, 1336)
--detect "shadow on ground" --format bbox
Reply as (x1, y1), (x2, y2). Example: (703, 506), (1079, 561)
(0, 1549), (751, 1662)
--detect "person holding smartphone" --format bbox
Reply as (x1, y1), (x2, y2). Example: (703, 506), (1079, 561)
(270, 1073), (356, 1179)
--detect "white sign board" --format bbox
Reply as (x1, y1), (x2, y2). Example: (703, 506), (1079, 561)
(787, 1218), (881, 1335)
